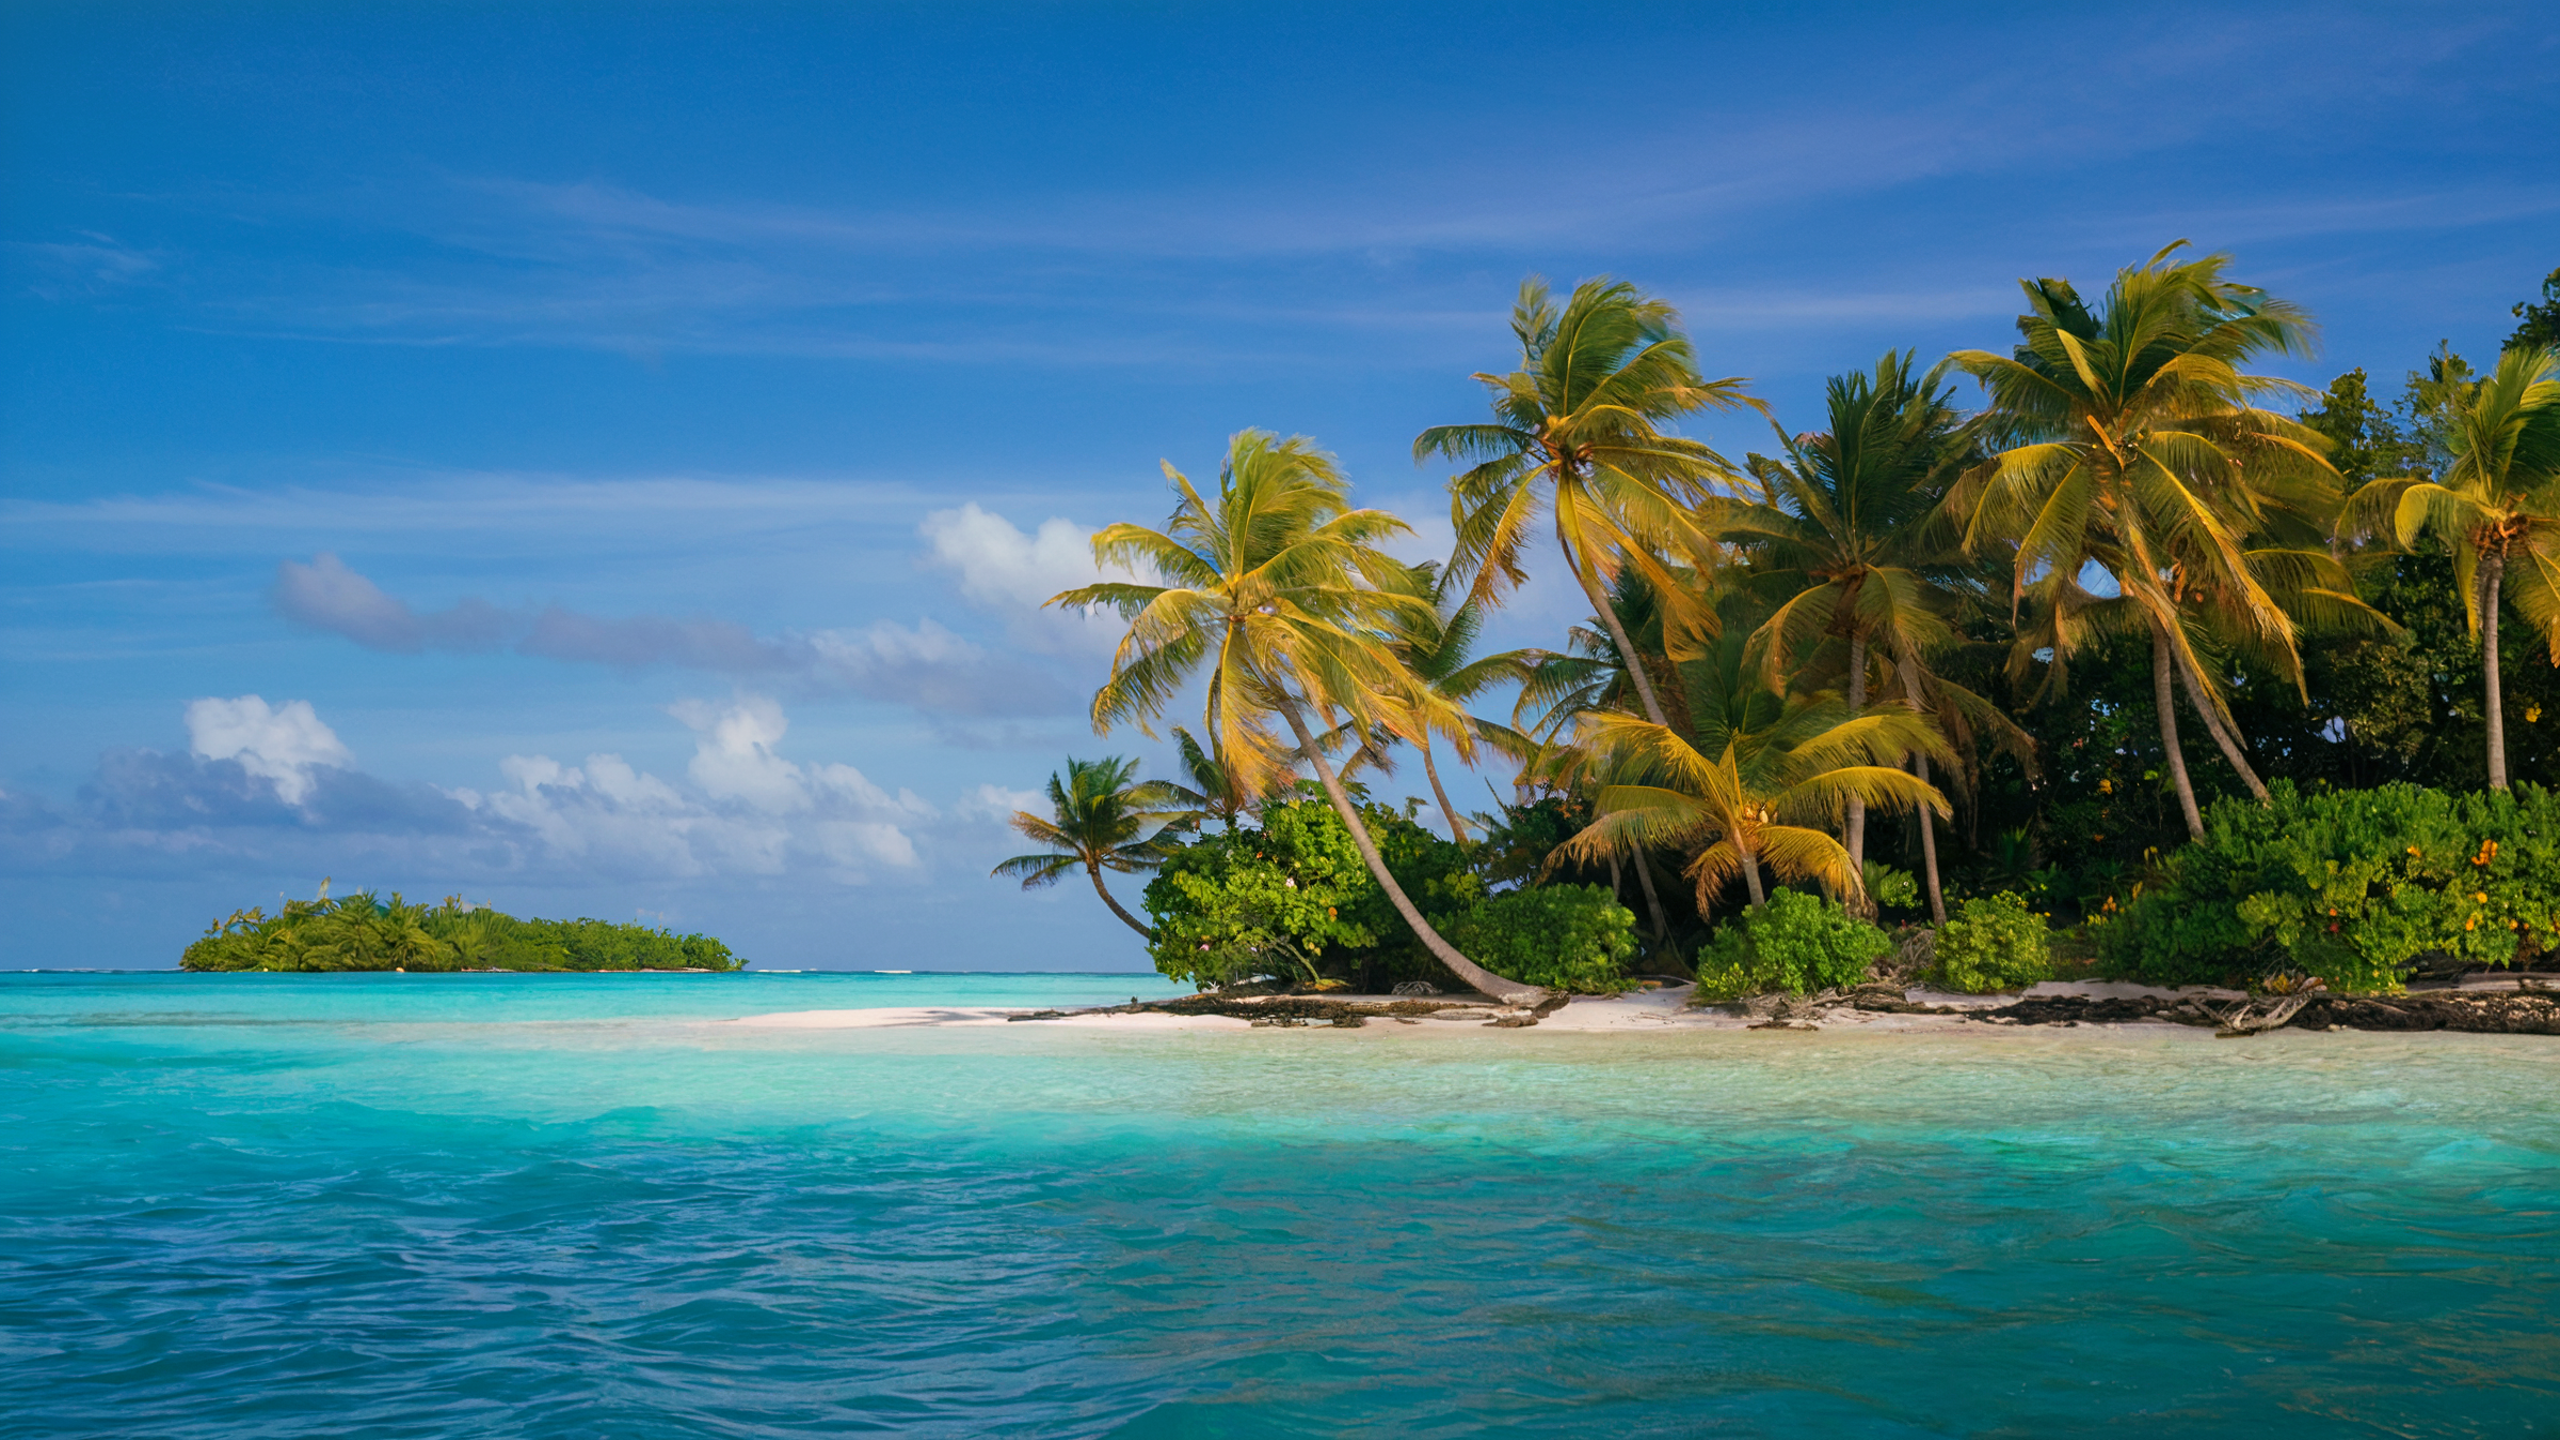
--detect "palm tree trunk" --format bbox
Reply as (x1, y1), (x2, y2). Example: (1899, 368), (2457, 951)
(1895, 661), (1947, 926)
(1631, 846), (1670, 943)
(1418, 739), (1471, 844)
(2174, 655), (2270, 801)
(2152, 624), (2206, 840)
(1087, 865), (1153, 939)
(1843, 632), (1868, 911)
(1276, 703), (1542, 1004)
(1740, 842), (1768, 908)
(1565, 532), (1671, 728)
(2483, 551), (2509, 791)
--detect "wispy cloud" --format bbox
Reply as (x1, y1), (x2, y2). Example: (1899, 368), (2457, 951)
(270, 552), (1073, 717)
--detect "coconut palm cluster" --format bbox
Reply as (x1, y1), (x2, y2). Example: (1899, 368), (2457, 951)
(998, 246), (2560, 995)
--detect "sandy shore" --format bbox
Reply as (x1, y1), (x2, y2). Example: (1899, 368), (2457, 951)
(722, 982), (2188, 1035)
(721, 973), (2559, 1037)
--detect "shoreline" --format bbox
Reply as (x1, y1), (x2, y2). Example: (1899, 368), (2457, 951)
(725, 976), (2560, 1037)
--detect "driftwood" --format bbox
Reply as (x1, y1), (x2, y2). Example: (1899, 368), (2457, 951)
(1012, 992), (1540, 1026)
(1940, 987), (2560, 1036)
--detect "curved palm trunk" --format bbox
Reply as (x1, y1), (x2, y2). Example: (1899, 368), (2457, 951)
(1896, 660), (1947, 926)
(2174, 655), (2269, 802)
(2483, 551), (2509, 791)
(1564, 529), (1671, 728)
(1843, 633), (1869, 914)
(1418, 739), (1471, 844)
(1630, 848), (1671, 945)
(2151, 624), (2206, 840)
(1276, 703), (1542, 1004)
(1087, 865), (1153, 939)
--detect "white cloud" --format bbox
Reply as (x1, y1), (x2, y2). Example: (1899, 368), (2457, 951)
(459, 697), (938, 883)
(184, 696), (352, 806)
(919, 503), (1130, 654)
(957, 781), (1044, 821)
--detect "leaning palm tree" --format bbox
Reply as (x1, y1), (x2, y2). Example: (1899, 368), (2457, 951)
(992, 755), (1193, 938)
(1050, 430), (1542, 1004)
(1377, 563), (1541, 844)
(1562, 704), (1952, 913)
(2344, 344), (2560, 789)
(1948, 243), (2339, 840)
(1704, 351), (2020, 921)
(1416, 276), (1757, 728)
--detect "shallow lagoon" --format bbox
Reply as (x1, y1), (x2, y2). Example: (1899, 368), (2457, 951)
(3, 972), (2555, 1437)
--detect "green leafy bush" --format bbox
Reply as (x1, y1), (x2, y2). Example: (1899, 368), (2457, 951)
(1142, 794), (1480, 988)
(1692, 890), (1890, 1001)
(182, 892), (742, 971)
(2097, 780), (2560, 991)
(1933, 891), (2052, 993)
(1862, 861), (1920, 912)
(1440, 884), (1638, 992)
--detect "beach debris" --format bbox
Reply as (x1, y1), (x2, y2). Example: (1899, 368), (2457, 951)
(1007, 1009), (1069, 1022)
(1389, 981), (1443, 997)
(2206, 982), (2326, 1038)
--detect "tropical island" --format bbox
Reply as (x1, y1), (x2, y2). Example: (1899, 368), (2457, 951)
(994, 248), (2560, 1032)
(181, 886), (744, 972)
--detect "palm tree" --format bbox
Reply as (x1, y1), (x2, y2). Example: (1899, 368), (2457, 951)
(1948, 243), (2340, 840)
(1703, 351), (2018, 922)
(992, 755), (1192, 938)
(1050, 430), (1543, 1004)
(2345, 344), (2560, 789)
(1416, 276), (1757, 729)
(1167, 726), (1258, 831)
(1562, 704), (1952, 913)
(1377, 563), (1540, 845)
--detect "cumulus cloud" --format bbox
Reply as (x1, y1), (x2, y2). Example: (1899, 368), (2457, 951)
(919, 503), (1131, 653)
(10, 695), (1031, 891)
(184, 696), (353, 806)
(460, 696), (938, 881)
(271, 553), (1067, 716)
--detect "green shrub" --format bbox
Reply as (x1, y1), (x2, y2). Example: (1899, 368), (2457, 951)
(1862, 861), (1920, 912)
(1440, 884), (1638, 993)
(1692, 890), (1890, 1001)
(2096, 781), (2560, 991)
(1142, 794), (1480, 988)
(1933, 891), (2052, 993)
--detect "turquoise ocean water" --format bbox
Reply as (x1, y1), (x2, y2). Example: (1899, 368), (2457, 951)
(3, 971), (2555, 1438)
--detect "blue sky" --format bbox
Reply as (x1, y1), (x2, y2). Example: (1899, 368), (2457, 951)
(5, 2), (2555, 969)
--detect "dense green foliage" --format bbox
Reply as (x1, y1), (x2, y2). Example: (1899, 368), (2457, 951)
(182, 892), (742, 972)
(1693, 890), (1890, 1002)
(1033, 255), (2560, 997)
(1143, 793), (1471, 987)
(1932, 892), (2053, 993)
(1141, 791), (1638, 992)
(2097, 782), (2560, 992)
(1439, 885), (1638, 993)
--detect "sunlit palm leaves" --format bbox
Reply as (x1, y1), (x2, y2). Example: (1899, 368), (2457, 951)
(1948, 242), (2345, 836)
(1416, 277), (1757, 727)
(1562, 704), (1951, 914)
(1701, 350), (2015, 918)
(1050, 430), (1541, 1001)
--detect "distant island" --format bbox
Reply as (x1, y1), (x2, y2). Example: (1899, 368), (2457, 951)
(182, 887), (744, 972)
